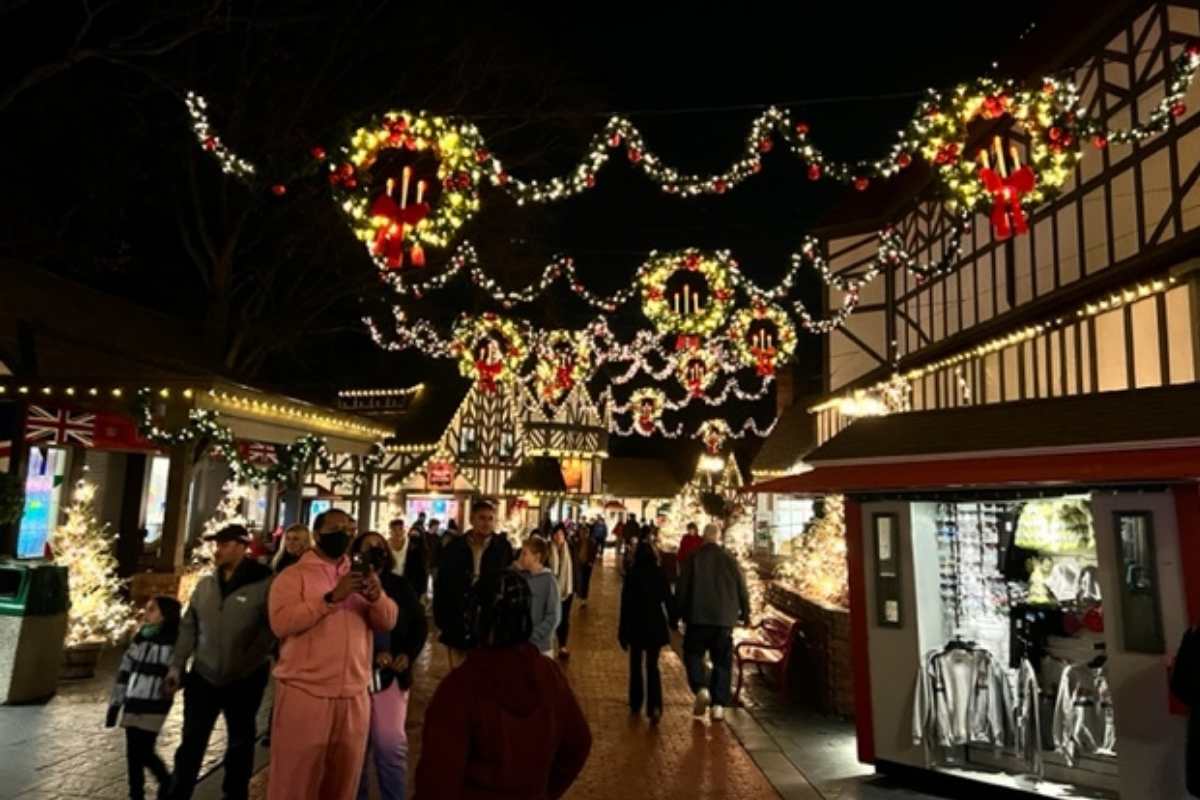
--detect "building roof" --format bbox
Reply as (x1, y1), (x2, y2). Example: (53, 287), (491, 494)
(505, 456), (568, 495)
(806, 383), (1200, 466)
(387, 378), (471, 448)
(752, 383), (1200, 495)
(750, 403), (817, 476)
(602, 456), (686, 499)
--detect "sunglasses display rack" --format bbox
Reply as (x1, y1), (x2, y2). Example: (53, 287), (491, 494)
(936, 502), (1014, 663)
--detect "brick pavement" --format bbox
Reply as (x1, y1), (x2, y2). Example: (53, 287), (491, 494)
(0, 648), (247, 800)
(249, 551), (783, 799)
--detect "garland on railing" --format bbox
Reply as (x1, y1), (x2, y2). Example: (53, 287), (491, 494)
(133, 389), (383, 489)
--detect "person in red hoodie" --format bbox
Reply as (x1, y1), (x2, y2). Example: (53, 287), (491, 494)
(267, 509), (398, 800)
(676, 522), (703, 563)
(414, 569), (591, 800)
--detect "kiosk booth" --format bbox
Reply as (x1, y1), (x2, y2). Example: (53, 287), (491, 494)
(754, 385), (1200, 799)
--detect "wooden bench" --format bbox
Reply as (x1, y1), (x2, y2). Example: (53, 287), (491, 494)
(733, 615), (803, 707)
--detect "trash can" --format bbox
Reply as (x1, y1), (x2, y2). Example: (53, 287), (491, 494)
(0, 561), (69, 704)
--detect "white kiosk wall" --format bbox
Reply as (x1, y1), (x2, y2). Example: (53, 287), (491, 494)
(859, 500), (943, 768)
(1091, 490), (1189, 800)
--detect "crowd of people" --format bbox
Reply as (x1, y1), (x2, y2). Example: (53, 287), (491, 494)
(105, 500), (749, 800)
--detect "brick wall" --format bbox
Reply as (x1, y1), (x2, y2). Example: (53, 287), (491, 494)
(767, 581), (855, 718)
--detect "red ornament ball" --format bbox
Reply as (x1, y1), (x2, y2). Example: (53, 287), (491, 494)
(1048, 127), (1063, 142)
(628, 148), (642, 163)
(1092, 135), (1108, 150)
(758, 138), (773, 153)
(1172, 101), (1187, 118)
(807, 163), (822, 181)
(475, 148), (490, 163)
(854, 177), (870, 192)
(202, 136), (218, 151)
(897, 153), (913, 168)
(310, 146), (327, 161)
(794, 122), (810, 136)
(609, 133), (622, 148)
(339, 163), (355, 178)
(714, 179), (728, 193)
(585, 174), (596, 188)
(271, 184), (287, 196)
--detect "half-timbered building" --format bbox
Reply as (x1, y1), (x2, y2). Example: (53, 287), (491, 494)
(753, 4), (1200, 798)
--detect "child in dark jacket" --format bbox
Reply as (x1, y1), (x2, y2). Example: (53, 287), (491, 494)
(107, 595), (182, 800)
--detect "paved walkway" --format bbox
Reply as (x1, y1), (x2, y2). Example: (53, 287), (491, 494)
(251, 550), (785, 799)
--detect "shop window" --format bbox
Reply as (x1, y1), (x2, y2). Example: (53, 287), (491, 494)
(458, 426), (478, 457)
(17, 446), (69, 559)
(142, 455), (171, 543)
(873, 513), (901, 627)
(1114, 511), (1164, 654)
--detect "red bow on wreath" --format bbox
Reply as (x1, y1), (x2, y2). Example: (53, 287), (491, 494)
(686, 377), (704, 398)
(370, 194), (431, 269)
(637, 414), (655, 434)
(555, 365), (575, 391)
(675, 334), (700, 351)
(475, 359), (504, 393)
(752, 346), (778, 377)
(979, 166), (1036, 240)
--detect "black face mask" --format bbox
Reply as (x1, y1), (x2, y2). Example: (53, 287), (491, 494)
(365, 548), (389, 572)
(319, 531), (351, 559)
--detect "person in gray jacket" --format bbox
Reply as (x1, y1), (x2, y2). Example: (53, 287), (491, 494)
(675, 523), (750, 723)
(516, 536), (560, 656)
(165, 525), (274, 800)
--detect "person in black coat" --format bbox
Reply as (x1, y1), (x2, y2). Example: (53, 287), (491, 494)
(351, 532), (429, 800)
(433, 500), (515, 664)
(618, 541), (677, 722)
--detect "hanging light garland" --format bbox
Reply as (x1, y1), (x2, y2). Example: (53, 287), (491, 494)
(133, 389), (382, 489)
(600, 373), (774, 413)
(185, 92), (256, 180)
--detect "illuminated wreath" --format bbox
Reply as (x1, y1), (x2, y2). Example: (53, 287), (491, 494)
(450, 314), (527, 393)
(695, 419), (733, 454)
(728, 301), (797, 376)
(629, 387), (667, 434)
(916, 77), (1082, 240)
(675, 345), (720, 397)
(534, 330), (593, 404)
(332, 111), (487, 270)
(639, 249), (736, 340)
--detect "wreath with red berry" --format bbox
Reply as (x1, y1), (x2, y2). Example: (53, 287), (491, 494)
(331, 111), (488, 270)
(450, 314), (527, 393)
(727, 301), (797, 376)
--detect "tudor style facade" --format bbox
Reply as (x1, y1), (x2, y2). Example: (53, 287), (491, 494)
(816, 1), (1200, 444)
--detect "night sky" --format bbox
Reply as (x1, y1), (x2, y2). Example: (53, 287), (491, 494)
(0, 2), (1050, 459)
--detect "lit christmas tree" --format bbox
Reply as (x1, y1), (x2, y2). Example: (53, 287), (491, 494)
(50, 479), (136, 647)
(179, 481), (250, 601)
(775, 495), (849, 609)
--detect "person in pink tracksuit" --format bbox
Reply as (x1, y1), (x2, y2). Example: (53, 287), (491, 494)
(268, 508), (399, 800)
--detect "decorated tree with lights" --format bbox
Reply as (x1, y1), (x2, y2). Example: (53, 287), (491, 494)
(179, 481), (251, 601)
(776, 495), (849, 609)
(51, 480), (136, 647)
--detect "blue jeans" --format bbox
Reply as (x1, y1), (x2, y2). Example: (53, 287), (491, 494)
(358, 682), (409, 800)
(683, 625), (733, 707)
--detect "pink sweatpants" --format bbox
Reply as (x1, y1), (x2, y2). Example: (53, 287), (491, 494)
(268, 681), (370, 800)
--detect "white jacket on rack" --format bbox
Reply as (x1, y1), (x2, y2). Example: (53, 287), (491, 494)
(1014, 659), (1043, 776)
(913, 647), (1014, 760)
(1053, 663), (1116, 766)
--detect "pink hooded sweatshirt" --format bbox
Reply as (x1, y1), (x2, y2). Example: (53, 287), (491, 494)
(269, 549), (398, 697)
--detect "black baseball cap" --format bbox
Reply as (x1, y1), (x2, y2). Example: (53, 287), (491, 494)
(204, 524), (251, 544)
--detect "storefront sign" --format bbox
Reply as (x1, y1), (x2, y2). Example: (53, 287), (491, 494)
(426, 460), (455, 490)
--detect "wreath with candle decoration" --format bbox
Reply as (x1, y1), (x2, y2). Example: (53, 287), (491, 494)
(674, 345), (720, 397)
(639, 250), (736, 340)
(331, 111), (488, 270)
(695, 418), (733, 454)
(629, 387), (667, 434)
(728, 301), (797, 376)
(533, 330), (593, 404)
(915, 76), (1083, 240)
(450, 314), (527, 393)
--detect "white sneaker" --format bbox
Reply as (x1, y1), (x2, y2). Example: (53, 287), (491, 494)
(692, 688), (711, 717)
(710, 705), (725, 722)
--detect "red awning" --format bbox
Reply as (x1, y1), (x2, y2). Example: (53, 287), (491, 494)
(749, 444), (1200, 495)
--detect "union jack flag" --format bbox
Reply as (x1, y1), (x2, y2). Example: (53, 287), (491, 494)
(239, 441), (279, 466)
(24, 405), (95, 448)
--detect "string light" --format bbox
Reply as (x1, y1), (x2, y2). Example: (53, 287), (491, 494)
(338, 385), (424, 399)
(185, 92), (256, 180)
